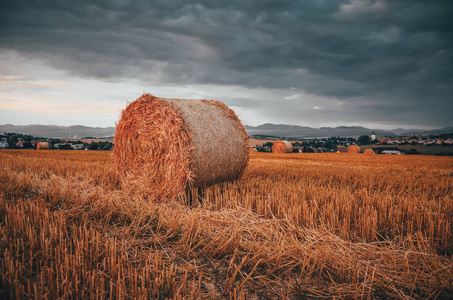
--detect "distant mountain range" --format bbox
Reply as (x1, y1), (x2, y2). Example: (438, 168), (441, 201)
(245, 124), (453, 138)
(0, 124), (115, 139)
(1, 123), (452, 139)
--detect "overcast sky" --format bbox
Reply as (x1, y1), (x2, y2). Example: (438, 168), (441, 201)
(1, 0), (452, 129)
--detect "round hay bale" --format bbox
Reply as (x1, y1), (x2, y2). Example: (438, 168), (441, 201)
(114, 93), (249, 201)
(363, 148), (375, 155)
(37, 142), (49, 150)
(347, 145), (361, 154)
(272, 140), (293, 153)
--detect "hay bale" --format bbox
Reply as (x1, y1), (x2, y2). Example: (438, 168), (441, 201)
(363, 148), (375, 155)
(272, 140), (293, 153)
(37, 142), (49, 150)
(249, 147), (258, 154)
(114, 93), (249, 201)
(347, 145), (361, 153)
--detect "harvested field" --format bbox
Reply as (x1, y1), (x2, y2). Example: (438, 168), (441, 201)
(1, 150), (452, 299)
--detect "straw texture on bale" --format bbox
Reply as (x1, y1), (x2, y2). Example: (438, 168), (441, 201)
(347, 145), (361, 154)
(272, 140), (293, 153)
(37, 142), (49, 150)
(114, 94), (249, 201)
(363, 148), (376, 155)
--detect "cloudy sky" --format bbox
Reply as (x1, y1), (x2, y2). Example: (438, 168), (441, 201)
(1, 0), (452, 129)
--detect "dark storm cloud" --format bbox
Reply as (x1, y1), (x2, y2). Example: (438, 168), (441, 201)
(1, 0), (452, 127)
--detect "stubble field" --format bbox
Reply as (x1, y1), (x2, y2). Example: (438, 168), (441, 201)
(1, 150), (452, 299)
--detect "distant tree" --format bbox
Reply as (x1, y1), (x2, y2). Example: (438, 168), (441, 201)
(8, 134), (18, 148)
(99, 142), (113, 150)
(357, 135), (371, 145)
(88, 142), (100, 150)
(303, 146), (314, 153)
(23, 142), (33, 149)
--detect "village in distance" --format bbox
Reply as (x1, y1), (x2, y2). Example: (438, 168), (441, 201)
(1, 123), (452, 156)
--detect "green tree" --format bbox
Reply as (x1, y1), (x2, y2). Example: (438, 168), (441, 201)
(88, 142), (100, 150)
(8, 134), (18, 148)
(357, 135), (371, 145)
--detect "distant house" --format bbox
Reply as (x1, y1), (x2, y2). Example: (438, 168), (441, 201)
(0, 138), (8, 149)
(380, 137), (392, 144)
(382, 150), (401, 155)
(444, 139), (453, 145)
(71, 144), (84, 150)
(16, 141), (24, 148)
(424, 138), (436, 145)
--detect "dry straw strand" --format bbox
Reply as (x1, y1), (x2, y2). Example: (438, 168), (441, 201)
(113, 94), (249, 202)
(272, 141), (293, 153)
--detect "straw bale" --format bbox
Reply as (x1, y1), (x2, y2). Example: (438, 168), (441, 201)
(249, 147), (258, 154)
(37, 142), (49, 150)
(114, 93), (249, 201)
(272, 140), (293, 153)
(347, 145), (361, 154)
(363, 148), (375, 155)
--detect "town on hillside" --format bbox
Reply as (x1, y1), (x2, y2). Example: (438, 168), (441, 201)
(1, 131), (453, 155)
(252, 131), (453, 155)
(0, 133), (113, 150)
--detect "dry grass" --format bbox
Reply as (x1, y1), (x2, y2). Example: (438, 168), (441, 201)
(1, 150), (452, 299)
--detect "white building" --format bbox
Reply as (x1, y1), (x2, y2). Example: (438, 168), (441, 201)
(71, 144), (84, 150)
(382, 150), (401, 155)
(0, 138), (8, 149)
